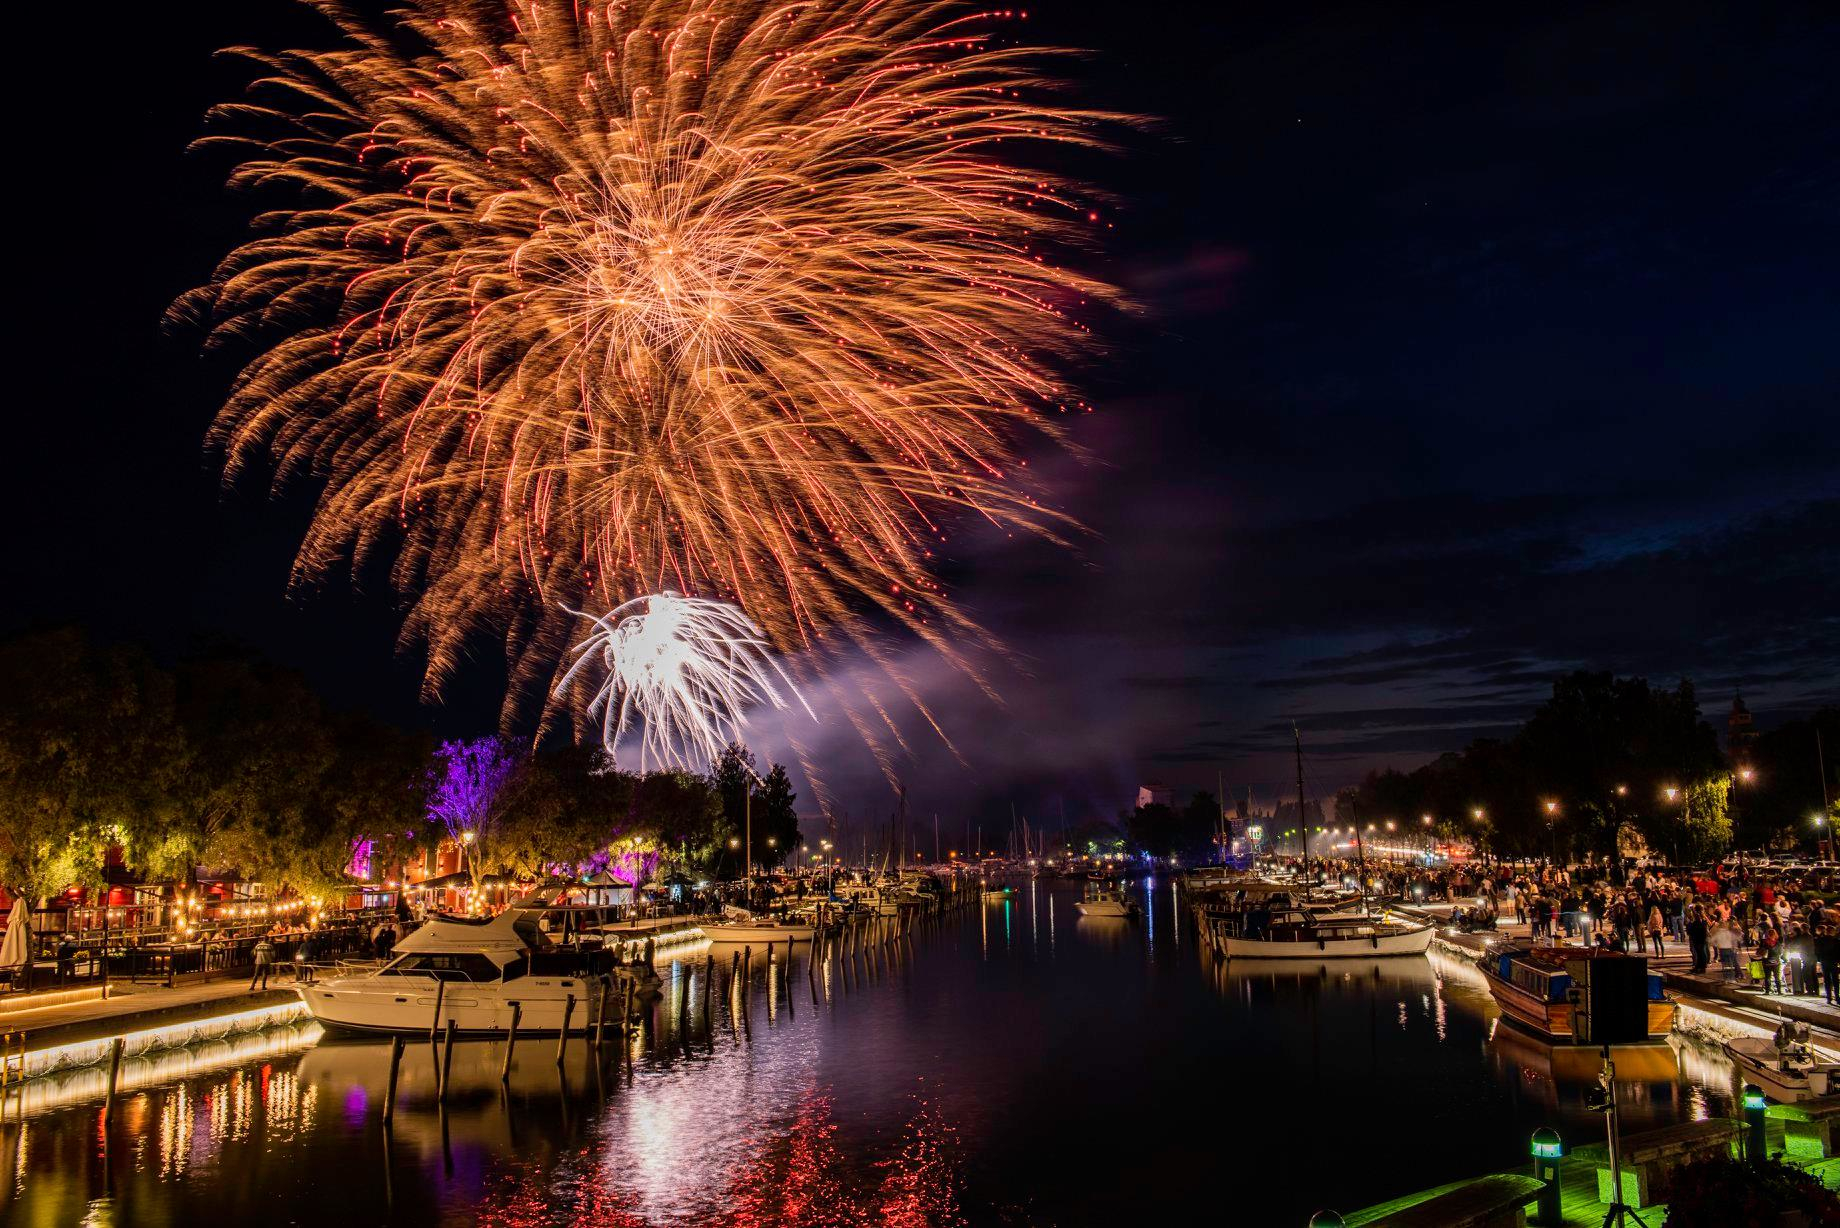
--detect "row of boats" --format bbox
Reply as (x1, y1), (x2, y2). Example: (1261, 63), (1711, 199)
(300, 878), (952, 1038)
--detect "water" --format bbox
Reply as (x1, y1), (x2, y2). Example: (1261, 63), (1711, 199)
(0, 881), (1740, 1226)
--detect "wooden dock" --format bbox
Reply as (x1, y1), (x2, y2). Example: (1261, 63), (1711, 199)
(1344, 1119), (1840, 1225)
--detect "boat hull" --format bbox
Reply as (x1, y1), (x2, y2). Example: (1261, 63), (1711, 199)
(1075, 901), (1137, 917)
(1724, 1037), (1839, 1102)
(1222, 924), (1433, 959)
(697, 922), (815, 944)
(300, 973), (613, 1037)
(1481, 970), (1677, 1042)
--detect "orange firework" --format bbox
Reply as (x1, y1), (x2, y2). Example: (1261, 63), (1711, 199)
(179, 0), (1120, 735)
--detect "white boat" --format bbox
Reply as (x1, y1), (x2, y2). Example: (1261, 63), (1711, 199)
(1725, 1027), (1840, 1103)
(1219, 908), (1433, 959)
(299, 890), (617, 1036)
(697, 906), (816, 944)
(1075, 884), (1139, 918)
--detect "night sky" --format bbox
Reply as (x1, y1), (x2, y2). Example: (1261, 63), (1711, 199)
(8, 1), (1837, 831)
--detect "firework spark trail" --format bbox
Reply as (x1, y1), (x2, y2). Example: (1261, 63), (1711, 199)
(556, 591), (811, 772)
(179, 0), (1122, 745)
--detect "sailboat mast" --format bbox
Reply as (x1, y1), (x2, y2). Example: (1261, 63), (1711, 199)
(1294, 724), (1309, 887)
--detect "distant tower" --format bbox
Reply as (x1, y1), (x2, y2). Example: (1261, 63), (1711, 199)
(1727, 694), (1758, 763)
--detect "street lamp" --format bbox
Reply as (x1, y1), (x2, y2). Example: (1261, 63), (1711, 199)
(1542, 800), (1560, 866)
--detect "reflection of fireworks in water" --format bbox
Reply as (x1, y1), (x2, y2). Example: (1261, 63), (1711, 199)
(556, 592), (808, 772)
(473, 1091), (969, 1227)
(179, 0), (1124, 746)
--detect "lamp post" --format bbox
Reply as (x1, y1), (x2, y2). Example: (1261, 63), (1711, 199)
(1542, 800), (1559, 867)
(820, 840), (834, 894)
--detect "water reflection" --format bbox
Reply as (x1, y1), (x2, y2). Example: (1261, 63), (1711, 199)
(2, 883), (1741, 1227)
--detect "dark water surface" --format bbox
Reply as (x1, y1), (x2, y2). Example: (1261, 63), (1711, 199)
(1, 881), (1739, 1226)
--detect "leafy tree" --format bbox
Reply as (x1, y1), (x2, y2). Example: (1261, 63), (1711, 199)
(0, 630), (185, 901)
(752, 764), (800, 868)
(426, 735), (530, 895)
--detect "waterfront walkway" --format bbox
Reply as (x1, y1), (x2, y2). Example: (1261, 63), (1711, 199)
(2, 979), (299, 1048)
(1402, 900), (1840, 1042)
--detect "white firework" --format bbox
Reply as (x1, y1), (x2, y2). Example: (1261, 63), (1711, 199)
(556, 592), (808, 772)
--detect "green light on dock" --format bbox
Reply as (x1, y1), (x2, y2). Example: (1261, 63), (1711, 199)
(1530, 1127), (1562, 1158)
(1743, 1084), (1767, 1111)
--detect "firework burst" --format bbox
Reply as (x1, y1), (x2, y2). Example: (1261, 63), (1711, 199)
(180, 0), (1120, 739)
(556, 591), (807, 771)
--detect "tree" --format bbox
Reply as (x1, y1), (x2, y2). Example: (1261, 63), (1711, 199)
(0, 630), (186, 902)
(752, 764), (800, 869)
(426, 736), (529, 896)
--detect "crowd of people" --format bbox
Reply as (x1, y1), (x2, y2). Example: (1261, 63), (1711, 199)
(1321, 856), (1840, 1006)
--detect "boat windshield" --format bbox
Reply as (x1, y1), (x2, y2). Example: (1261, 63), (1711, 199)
(379, 953), (503, 983)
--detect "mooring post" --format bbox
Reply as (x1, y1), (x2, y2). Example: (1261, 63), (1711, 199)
(429, 979), (446, 1044)
(384, 1034), (405, 1124)
(556, 994), (575, 1066)
(500, 1002), (521, 1083)
(439, 1018), (456, 1101)
(102, 1036), (125, 1124)
(594, 980), (609, 1050)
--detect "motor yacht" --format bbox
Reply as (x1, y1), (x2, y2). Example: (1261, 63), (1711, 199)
(299, 889), (620, 1036)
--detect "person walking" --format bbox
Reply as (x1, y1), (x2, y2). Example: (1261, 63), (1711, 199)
(1645, 902), (1666, 958)
(1711, 918), (1740, 981)
(249, 935), (274, 991)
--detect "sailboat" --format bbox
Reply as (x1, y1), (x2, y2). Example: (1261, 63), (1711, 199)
(1217, 728), (1432, 959)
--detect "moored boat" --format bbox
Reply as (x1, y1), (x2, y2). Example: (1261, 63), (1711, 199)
(1478, 944), (1675, 1042)
(300, 888), (619, 1036)
(1218, 908), (1433, 958)
(1725, 1024), (1840, 1103)
(697, 905), (816, 944)
(1075, 882), (1139, 918)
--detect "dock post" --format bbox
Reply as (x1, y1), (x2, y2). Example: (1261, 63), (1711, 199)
(384, 1035), (405, 1124)
(742, 945), (752, 984)
(594, 980), (609, 1050)
(438, 1018), (455, 1101)
(556, 994), (575, 1066)
(1743, 1084), (1767, 1162)
(500, 1003), (521, 1083)
(429, 980), (446, 1044)
(702, 953), (715, 1028)
(102, 1036), (125, 1124)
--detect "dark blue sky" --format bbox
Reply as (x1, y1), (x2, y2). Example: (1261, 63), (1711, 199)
(7, 0), (1836, 830)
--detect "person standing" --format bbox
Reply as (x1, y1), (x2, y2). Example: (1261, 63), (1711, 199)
(1817, 925), (1840, 1006)
(1645, 902), (1666, 958)
(1686, 905), (1709, 974)
(250, 935), (274, 991)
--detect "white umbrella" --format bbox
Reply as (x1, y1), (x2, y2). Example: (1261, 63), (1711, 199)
(0, 899), (27, 969)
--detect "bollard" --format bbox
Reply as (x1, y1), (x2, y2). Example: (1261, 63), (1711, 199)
(383, 1035), (405, 1124)
(1744, 1083), (1767, 1162)
(501, 1002), (521, 1082)
(1530, 1128), (1563, 1225)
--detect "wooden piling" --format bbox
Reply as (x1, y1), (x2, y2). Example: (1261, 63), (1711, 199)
(102, 1036), (125, 1124)
(555, 994), (576, 1065)
(594, 979), (609, 1050)
(384, 1035), (405, 1123)
(429, 979), (446, 1043)
(438, 1018), (456, 1101)
(500, 1003), (521, 1082)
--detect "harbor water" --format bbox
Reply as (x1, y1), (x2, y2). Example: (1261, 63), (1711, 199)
(1, 880), (1742, 1226)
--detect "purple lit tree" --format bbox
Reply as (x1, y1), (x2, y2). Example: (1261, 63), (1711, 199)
(427, 736), (528, 897)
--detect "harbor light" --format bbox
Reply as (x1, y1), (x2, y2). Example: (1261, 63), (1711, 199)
(1743, 1084), (1767, 1162)
(1530, 1128), (1564, 1225)
(1306, 1213), (1346, 1228)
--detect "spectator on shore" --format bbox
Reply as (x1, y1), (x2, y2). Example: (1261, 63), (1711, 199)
(1685, 906), (1709, 973)
(249, 935), (275, 991)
